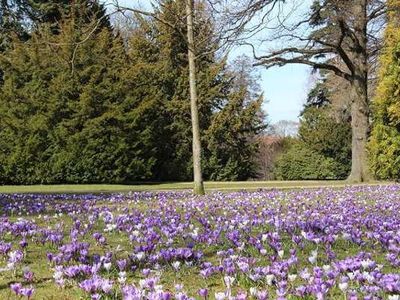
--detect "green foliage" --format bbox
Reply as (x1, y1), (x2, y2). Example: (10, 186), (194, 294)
(204, 91), (264, 180)
(0, 8), (156, 183)
(302, 81), (330, 111)
(273, 80), (352, 180)
(126, 1), (265, 182)
(299, 107), (351, 178)
(204, 57), (266, 180)
(274, 142), (339, 180)
(0, 0), (265, 184)
(369, 0), (400, 180)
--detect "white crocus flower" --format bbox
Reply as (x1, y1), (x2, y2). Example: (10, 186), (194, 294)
(339, 282), (348, 291)
(266, 274), (275, 285)
(172, 261), (181, 270)
(288, 274), (297, 282)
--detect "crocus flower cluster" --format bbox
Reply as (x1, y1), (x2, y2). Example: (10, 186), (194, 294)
(10, 282), (35, 299)
(0, 185), (399, 299)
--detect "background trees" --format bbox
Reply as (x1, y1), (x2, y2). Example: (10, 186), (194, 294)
(1, 0), (400, 184)
(0, 2), (153, 183)
(228, 0), (386, 182)
(204, 56), (266, 180)
(273, 77), (352, 180)
(0, 0), (265, 184)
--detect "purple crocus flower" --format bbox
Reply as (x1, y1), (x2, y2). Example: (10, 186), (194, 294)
(20, 287), (35, 299)
(198, 288), (208, 298)
(117, 259), (128, 271)
(10, 282), (22, 295)
(23, 270), (34, 282)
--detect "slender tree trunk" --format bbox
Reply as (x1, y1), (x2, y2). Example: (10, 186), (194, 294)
(186, 0), (205, 195)
(347, 0), (373, 182)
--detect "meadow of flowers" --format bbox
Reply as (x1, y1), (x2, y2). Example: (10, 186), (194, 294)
(0, 185), (399, 299)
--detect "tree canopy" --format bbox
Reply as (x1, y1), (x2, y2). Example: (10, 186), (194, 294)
(0, 0), (265, 184)
(369, 0), (400, 180)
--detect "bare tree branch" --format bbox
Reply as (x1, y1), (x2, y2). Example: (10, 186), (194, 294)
(254, 53), (351, 80)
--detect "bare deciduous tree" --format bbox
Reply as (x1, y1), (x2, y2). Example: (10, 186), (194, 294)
(270, 120), (299, 137)
(224, 0), (387, 182)
(256, 135), (286, 180)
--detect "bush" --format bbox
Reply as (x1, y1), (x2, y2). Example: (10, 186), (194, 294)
(274, 143), (340, 180)
(299, 107), (351, 179)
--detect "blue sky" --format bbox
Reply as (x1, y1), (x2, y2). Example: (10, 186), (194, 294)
(106, 0), (312, 123)
(258, 63), (310, 123)
(229, 46), (311, 123)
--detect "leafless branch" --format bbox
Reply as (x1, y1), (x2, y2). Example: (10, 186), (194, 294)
(254, 52), (351, 81)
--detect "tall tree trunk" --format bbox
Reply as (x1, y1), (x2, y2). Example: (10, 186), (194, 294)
(186, 0), (205, 195)
(347, 78), (373, 182)
(347, 0), (373, 182)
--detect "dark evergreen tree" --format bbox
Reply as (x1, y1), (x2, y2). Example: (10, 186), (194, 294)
(0, 2), (156, 183)
(0, 0), (266, 184)
(204, 56), (266, 180)
(28, 0), (110, 33)
(303, 81), (330, 110)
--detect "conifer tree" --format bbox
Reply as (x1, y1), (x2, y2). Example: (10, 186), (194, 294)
(369, 0), (400, 179)
(204, 56), (266, 180)
(125, 1), (266, 182)
(0, 1), (156, 183)
(0, 0), (267, 184)
(128, 0), (223, 181)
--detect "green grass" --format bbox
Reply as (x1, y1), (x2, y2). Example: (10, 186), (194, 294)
(0, 180), (393, 194)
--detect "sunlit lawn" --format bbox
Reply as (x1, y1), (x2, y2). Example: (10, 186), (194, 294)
(0, 180), (390, 194)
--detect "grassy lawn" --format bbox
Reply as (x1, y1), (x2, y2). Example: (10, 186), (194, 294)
(0, 180), (392, 194)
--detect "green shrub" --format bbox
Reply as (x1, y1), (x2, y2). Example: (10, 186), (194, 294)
(274, 143), (340, 180)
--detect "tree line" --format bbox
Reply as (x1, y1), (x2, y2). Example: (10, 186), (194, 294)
(1, 0), (400, 187)
(268, 72), (353, 181)
(248, 0), (400, 182)
(0, 0), (265, 184)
